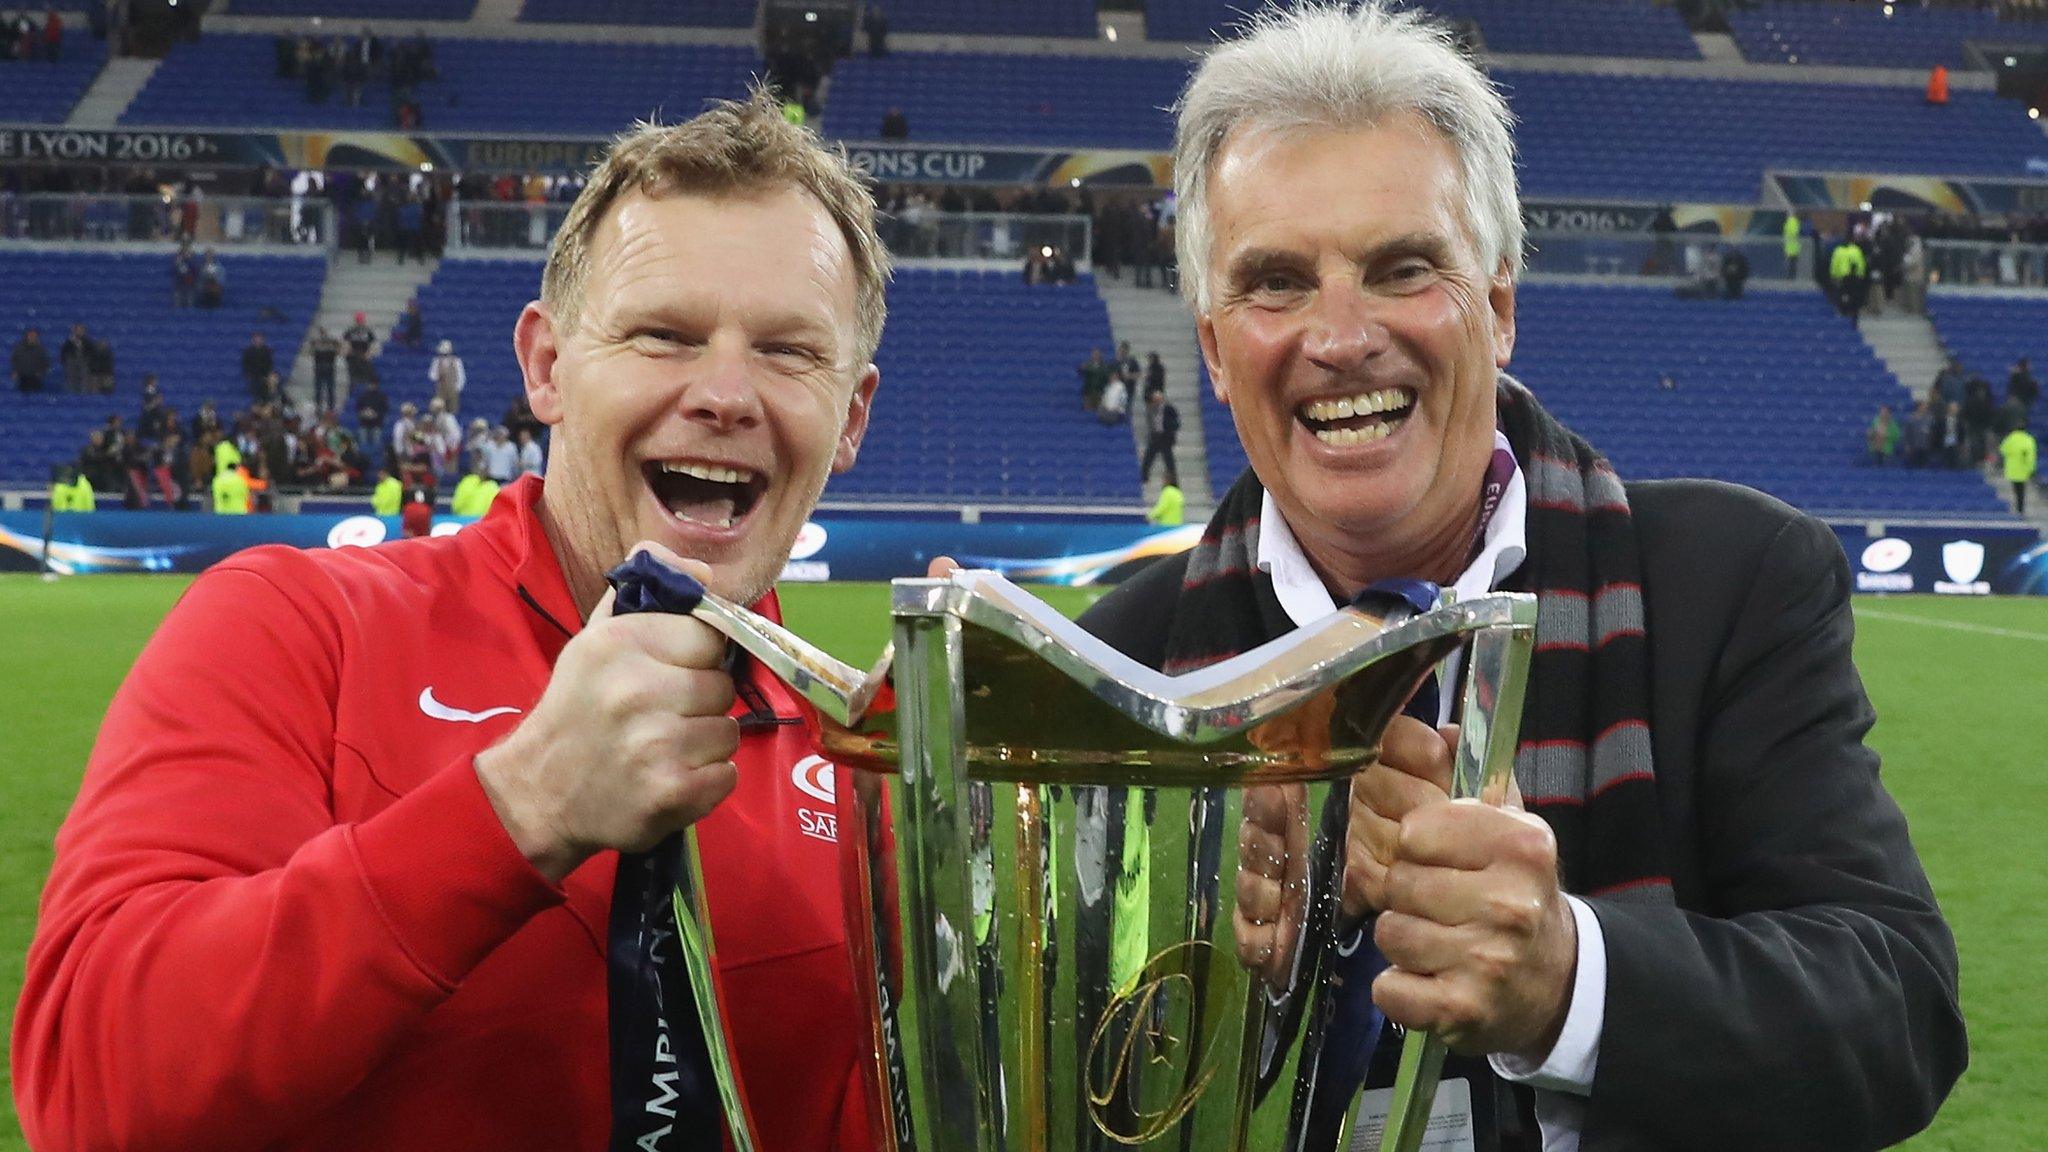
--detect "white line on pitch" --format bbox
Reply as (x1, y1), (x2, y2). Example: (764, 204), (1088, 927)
(1855, 607), (2048, 643)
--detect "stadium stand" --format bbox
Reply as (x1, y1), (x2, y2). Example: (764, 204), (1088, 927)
(370, 260), (1137, 503)
(1144, 0), (1699, 58)
(224, 0), (479, 20)
(118, 33), (2048, 195)
(1927, 292), (2048, 439)
(1730, 1), (2048, 71)
(0, 37), (110, 126)
(519, 0), (756, 28)
(823, 51), (1189, 148)
(122, 35), (763, 134)
(0, 249), (326, 486)
(1503, 71), (2048, 202)
(1196, 282), (2010, 516)
(832, 61), (2044, 197)
(882, 0), (1098, 38)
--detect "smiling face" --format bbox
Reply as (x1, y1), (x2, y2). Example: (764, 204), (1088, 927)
(517, 187), (877, 613)
(1196, 113), (1515, 597)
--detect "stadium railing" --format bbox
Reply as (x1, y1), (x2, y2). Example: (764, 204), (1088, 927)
(0, 192), (339, 250)
(1923, 238), (2048, 289)
(444, 202), (1095, 267)
(1523, 230), (1793, 281)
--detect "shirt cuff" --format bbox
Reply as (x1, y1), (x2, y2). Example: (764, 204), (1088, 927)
(1489, 894), (1604, 1096)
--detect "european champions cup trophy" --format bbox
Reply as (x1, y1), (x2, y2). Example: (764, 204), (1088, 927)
(655, 567), (1535, 1152)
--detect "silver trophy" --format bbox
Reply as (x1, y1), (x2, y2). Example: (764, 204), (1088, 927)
(668, 569), (1535, 1152)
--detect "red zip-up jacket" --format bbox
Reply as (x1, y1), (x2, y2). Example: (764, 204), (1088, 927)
(14, 476), (873, 1152)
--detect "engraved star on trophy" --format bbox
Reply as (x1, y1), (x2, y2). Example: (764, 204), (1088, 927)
(659, 568), (1534, 1152)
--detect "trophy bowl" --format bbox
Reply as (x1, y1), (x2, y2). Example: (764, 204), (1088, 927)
(803, 574), (1536, 1152)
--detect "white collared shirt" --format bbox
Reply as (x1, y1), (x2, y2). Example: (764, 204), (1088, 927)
(1254, 432), (1606, 1152)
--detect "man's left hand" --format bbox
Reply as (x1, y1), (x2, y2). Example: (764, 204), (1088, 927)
(1365, 771), (1579, 1060)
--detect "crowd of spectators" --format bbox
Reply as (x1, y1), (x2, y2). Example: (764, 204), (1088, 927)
(274, 28), (437, 128)
(1077, 341), (1180, 506)
(2, 8), (61, 61)
(20, 277), (548, 514)
(39, 366), (549, 514)
(1868, 355), (2039, 472)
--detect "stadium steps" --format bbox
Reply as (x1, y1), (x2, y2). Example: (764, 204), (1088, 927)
(1096, 273), (1214, 514)
(288, 253), (440, 415)
(66, 57), (159, 129)
(472, 0), (529, 24)
(1693, 32), (1744, 64)
(1860, 313), (1949, 399)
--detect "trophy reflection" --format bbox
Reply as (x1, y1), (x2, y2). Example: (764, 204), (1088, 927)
(673, 568), (1534, 1152)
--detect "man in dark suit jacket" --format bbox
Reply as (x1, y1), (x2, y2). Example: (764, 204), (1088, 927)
(1140, 388), (1180, 487)
(1078, 6), (1963, 1150)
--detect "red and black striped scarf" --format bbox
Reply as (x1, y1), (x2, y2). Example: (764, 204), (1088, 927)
(1164, 377), (1674, 903)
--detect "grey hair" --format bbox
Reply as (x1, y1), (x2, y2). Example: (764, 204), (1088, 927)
(1172, 2), (1524, 312)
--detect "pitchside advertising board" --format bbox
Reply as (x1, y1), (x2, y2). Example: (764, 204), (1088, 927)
(7, 510), (2047, 595)
(1831, 524), (2048, 596)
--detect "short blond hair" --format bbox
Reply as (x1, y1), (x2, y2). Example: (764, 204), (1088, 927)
(541, 87), (891, 366)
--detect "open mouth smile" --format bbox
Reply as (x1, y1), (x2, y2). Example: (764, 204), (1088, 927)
(643, 459), (769, 531)
(1295, 386), (1416, 446)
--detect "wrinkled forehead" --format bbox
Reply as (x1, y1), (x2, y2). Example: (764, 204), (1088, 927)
(1210, 118), (1477, 271)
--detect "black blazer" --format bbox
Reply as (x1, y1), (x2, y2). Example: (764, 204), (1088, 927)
(1079, 479), (1966, 1151)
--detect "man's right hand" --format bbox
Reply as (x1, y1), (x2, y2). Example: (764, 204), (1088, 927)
(474, 543), (740, 884)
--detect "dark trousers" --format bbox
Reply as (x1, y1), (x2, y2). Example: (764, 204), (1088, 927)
(1141, 436), (1177, 486)
(2016, 480), (2030, 514)
(313, 364), (337, 412)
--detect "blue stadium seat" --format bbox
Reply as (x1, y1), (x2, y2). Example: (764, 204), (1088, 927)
(0, 250), (327, 485)
(519, 0), (755, 27)
(370, 260), (1139, 504)
(1730, 1), (2048, 70)
(123, 35), (765, 135)
(824, 51), (1189, 148)
(227, 0), (477, 18)
(0, 37), (110, 125)
(884, 0), (1098, 38)
(1926, 292), (2048, 443)
(1146, 0), (1699, 58)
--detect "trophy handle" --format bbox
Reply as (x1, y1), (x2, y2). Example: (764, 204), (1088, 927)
(1376, 621), (1535, 1152)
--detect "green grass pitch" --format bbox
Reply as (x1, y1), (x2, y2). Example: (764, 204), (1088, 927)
(0, 575), (2039, 1148)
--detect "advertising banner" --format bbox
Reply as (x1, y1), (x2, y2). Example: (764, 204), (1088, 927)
(10, 511), (2045, 595)
(0, 509), (1200, 585)
(1773, 170), (2048, 217)
(1830, 523), (2048, 596)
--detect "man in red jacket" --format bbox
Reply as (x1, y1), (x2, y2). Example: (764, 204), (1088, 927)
(15, 88), (887, 1152)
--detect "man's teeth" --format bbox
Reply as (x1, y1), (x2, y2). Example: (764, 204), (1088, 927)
(1314, 421), (1396, 446)
(675, 510), (734, 528)
(659, 460), (757, 485)
(1302, 388), (1412, 423)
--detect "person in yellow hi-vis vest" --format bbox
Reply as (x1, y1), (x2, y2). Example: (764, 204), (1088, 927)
(450, 463), (501, 518)
(1146, 482), (1184, 527)
(1781, 213), (1802, 279)
(370, 469), (403, 517)
(212, 462), (251, 514)
(49, 467), (94, 513)
(2000, 422), (2037, 514)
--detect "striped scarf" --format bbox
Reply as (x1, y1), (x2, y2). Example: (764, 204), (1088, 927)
(1164, 376), (1674, 902)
